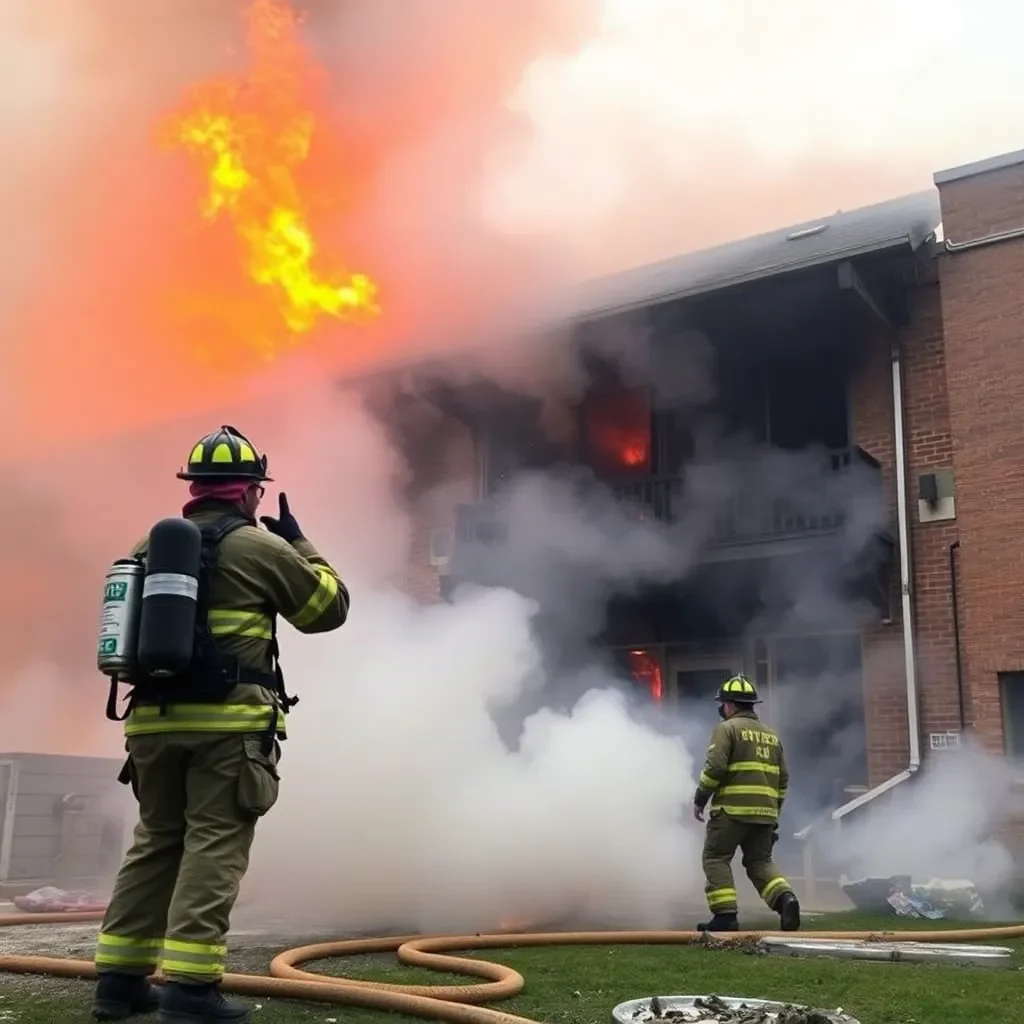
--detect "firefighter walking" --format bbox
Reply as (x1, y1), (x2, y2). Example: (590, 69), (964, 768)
(691, 674), (801, 933)
(91, 426), (350, 1024)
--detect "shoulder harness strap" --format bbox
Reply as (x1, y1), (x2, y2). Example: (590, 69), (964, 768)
(198, 515), (300, 734)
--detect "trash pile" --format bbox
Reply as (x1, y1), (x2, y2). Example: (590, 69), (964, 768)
(628, 995), (859, 1024)
(11, 886), (108, 914)
(840, 874), (985, 919)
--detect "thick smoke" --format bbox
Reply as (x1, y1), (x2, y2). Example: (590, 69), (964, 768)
(234, 385), (704, 931)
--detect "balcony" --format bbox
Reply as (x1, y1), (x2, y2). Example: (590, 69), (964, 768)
(615, 448), (885, 549)
(453, 447), (890, 564)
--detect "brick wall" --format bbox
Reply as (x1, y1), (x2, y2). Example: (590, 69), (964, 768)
(936, 157), (1024, 753)
(396, 422), (478, 604)
(850, 319), (907, 784)
(850, 280), (961, 784)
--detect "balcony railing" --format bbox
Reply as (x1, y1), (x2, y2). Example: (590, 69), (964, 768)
(614, 447), (882, 546)
(455, 447), (884, 552)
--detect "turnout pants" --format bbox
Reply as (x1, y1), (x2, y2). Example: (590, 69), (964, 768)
(95, 732), (280, 985)
(702, 812), (793, 915)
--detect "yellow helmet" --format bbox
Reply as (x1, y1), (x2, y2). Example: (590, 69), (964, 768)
(176, 425), (272, 482)
(715, 673), (761, 704)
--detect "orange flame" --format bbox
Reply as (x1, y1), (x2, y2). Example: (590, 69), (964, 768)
(163, 0), (379, 361)
(628, 649), (664, 703)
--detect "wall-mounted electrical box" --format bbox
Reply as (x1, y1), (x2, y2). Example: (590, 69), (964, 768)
(918, 469), (956, 523)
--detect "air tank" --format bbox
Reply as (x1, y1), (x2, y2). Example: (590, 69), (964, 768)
(137, 517), (204, 678)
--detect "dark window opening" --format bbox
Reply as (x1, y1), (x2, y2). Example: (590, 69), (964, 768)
(655, 407), (696, 474)
(582, 388), (652, 478)
(481, 402), (560, 496)
(711, 330), (851, 451)
(999, 673), (1024, 757)
(766, 351), (849, 450)
(676, 668), (729, 703)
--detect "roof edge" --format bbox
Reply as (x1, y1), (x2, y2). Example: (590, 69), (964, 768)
(934, 148), (1024, 186)
(570, 228), (934, 324)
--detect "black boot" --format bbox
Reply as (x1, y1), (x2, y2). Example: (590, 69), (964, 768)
(777, 891), (801, 932)
(696, 912), (740, 933)
(157, 982), (250, 1024)
(92, 972), (160, 1020)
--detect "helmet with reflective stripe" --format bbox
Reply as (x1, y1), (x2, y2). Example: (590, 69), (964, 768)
(715, 673), (761, 704)
(176, 425), (272, 482)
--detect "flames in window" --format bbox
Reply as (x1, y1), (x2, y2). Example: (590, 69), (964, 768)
(628, 649), (663, 703)
(583, 389), (651, 475)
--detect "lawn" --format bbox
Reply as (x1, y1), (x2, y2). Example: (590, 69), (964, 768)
(0, 913), (1020, 1024)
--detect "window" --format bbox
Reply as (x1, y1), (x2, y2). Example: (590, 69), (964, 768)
(766, 352), (849, 450)
(627, 649), (664, 703)
(582, 388), (652, 478)
(999, 673), (1024, 756)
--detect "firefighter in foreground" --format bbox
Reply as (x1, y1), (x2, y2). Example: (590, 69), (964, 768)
(91, 426), (349, 1024)
(691, 674), (801, 933)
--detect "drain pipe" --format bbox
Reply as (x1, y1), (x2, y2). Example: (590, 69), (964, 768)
(832, 339), (921, 825)
(949, 540), (967, 730)
(944, 224), (1024, 253)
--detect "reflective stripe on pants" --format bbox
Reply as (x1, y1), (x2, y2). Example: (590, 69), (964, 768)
(160, 938), (227, 979)
(702, 813), (793, 914)
(95, 932), (163, 973)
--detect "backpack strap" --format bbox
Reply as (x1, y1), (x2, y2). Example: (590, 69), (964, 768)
(196, 515), (300, 749)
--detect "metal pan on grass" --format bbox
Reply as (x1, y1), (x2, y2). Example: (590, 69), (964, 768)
(611, 994), (860, 1024)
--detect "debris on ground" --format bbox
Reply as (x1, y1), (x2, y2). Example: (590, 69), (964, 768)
(840, 874), (984, 919)
(11, 887), (108, 914)
(630, 994), (859, 1024)
(697, 933), (765, 956)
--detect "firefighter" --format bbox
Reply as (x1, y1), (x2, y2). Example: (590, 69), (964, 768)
(691, 673), (800, 933)
(91, 426), (350, 1024)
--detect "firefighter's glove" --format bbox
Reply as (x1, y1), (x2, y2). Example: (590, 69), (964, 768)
(260, 492), (305, 543)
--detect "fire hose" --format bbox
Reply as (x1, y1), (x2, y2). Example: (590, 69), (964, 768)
(2, 912), (1024, 1024)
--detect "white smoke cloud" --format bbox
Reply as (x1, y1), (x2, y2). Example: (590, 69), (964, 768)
(228, 384), (702, 932)
(248, 581), (699, 931)
(820, 741), (1024, 911)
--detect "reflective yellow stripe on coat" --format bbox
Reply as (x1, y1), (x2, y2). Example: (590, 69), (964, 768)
(207, 609), (273, 640)
(125, 704), (285, 736)
(287, 567), (339, 630)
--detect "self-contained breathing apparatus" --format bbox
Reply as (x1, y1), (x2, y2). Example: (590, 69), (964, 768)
(96, 513), (298, 760)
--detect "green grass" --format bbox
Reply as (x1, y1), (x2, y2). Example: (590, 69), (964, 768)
(0, 913), (1021, 1024)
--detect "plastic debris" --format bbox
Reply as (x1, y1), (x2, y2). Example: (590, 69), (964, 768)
(11, 887), (108, 914)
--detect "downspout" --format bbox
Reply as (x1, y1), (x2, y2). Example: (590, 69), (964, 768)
(831, 338), (921, 824)
(949, 540), (966, 730)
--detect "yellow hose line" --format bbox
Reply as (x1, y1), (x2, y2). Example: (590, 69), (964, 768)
(2, 911), (1023, 1024)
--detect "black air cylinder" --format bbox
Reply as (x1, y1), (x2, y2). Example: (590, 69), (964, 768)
(137, 517), (203, 677)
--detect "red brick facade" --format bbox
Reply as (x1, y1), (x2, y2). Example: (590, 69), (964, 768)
(398, 148), (1024, 782)
(935, 158), (1024, 755)
(851, 282), (962, 784)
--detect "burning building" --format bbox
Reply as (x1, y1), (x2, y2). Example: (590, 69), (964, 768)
(381, 145), (1024, 862)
